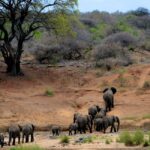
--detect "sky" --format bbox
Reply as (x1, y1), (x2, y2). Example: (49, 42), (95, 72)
(78, 0), (150, 13)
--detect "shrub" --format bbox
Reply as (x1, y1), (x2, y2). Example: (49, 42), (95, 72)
(118, 131), (134, 146)
(105, 139), (111, 144)
(118, 130), (144, 146)
(60, 135), (70, 144)
(83, 136), (93, 143)
(45, 89), (54, 97)
(10, 145), (44, 150)
(34, 45), (62, 64)
(116, 74), (128, 87)
(103, 32), (138, 47)
(93, 43), (133, 69)
(133, 130), (144, 145)
(143, 140), (149, 147)
(142, 81), (150, 90)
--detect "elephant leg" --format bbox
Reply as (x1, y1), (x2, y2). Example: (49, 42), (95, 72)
(74, 130), (76, 135)
(1, 143), (3, 148)
(110, 125), (113, 133)
(105, 102), (108, 112)
(25, 135), (29, 143)
(87, 123), (92, 133)
(18, 134), (20, 144)
(57, 131), (59, 136)
(83, 127), (86, 134)
(114, 125), (117, 132)
(8, 134), (12, 146)
(52, 131), (54, 136)
(22, 134), (25, 143)
(31, 133), (34, 142)
(107, 106), (110, 112)
(103, 129), (105, 134)
(103, 126), (106, 134)
(79, 127), (82, 134)
(12, 138), (15, 145)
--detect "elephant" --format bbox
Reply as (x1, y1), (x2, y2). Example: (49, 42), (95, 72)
(22, 124), (35, 143)
(8, 124), (21, 145)
(73, 113), (81, 123)
(0, 133), (4, 147)
(95, 108), (107, 119)
(68, 122), (78, 135)
(51, 125), (61, 136)
(88, 105), (101, 120)
(74, 114), (92, 134)
(94, 118), (103, 131)
(103, 87), (117, 112)
(102, 116), (120, 133)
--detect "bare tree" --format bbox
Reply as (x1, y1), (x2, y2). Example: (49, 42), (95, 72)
(0, 0), (77, 75)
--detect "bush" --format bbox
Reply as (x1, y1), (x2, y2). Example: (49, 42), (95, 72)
(83, 136), (93, 143)
(143, 140), (149, 147)
(118, 131), (134, 146)
(118, 130), (145, 146)
(105, 139), (111, 144)
(133, 130), (144, 145)
(45, 89), (54, 97)
(60, 135), (70, 144)
(93, 43), (133, 69)
(102, 32), (137, 47)
(34, 45), (62, 64)
(116, 74), (128, 87)
(10, 145), (44, 150)
(142, 81), (150, 90)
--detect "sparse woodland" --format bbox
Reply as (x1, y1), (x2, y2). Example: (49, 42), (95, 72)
(0, 1), (150, 150)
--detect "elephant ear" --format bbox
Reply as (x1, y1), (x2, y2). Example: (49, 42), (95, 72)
(103, 88), (108, 93)
(95, 105), (101, 112)
(111, 87), (117, 94)
(32, 124), (35, 131)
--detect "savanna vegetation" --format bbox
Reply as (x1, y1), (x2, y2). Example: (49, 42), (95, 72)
(1, 1), (150, 76)
(33, 7), (150, 70)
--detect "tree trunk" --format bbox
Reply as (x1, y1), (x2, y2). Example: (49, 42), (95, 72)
(5, 56), (23, 76)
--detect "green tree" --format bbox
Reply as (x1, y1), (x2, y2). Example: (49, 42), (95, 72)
(0, 0), (78, 76)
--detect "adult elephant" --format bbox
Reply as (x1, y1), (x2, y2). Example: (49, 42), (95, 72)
(102, 116), (120, 133)
(88, 105), (101, 120)
(22, 124), (35, 143)
(74, 113), (92, 134)
(8, 124), (21, 145)
(103, 87), (117, 112)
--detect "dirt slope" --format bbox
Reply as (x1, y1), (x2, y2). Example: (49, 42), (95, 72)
(0, 63), (150, 130)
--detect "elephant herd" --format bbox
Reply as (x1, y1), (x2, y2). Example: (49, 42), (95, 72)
(0, 87), (119, 148)
(0, 124), (34, 147)
(51, 87), (120, 136)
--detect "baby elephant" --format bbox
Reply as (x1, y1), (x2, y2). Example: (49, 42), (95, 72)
(0, 133), (4, 147)
(8, 124), (21, 145)
(68, 123), (78, 135)
(22, 124), (35, 143)
(51, 125), (61, 136)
